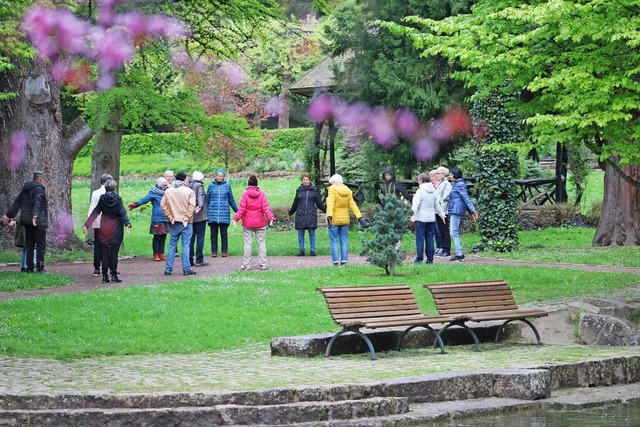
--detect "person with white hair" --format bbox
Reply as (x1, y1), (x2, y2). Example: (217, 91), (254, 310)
(128, 176), (170, 261)
(325, 174), (366, 266)
(164, 170), (175, 187)
(188, 170), (209, 267)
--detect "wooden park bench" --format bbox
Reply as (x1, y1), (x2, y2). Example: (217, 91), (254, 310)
(424, 280), (549, 351)
(317, 285), (452, 360)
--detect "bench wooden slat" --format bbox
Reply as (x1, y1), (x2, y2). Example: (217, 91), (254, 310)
(318, 284), (446, 358)
(426, 279), (549, 318)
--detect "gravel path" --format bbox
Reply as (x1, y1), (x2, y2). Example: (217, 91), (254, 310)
(2, 252), (640, 302)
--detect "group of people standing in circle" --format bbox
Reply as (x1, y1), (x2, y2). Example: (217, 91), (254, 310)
(81, 164), (477, 280)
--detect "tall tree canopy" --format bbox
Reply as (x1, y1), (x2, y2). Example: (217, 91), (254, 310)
(324, 0), (473, 179)
(385, 0), (640, 246)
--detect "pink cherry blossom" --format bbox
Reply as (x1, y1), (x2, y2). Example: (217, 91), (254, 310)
(7, 131), (28, 170)
(308, 94), (335, 123)
(395, 109), (420, 138)
(335, 102), (370, 127)
(92, 27), (134, 72)
(52, 211), (74, 247)
(265, 97), (280, 117)
(413, 136), (439, 161)
(428, 118), (453, 142)
(219, 61), (247, 87)
(367, 109), (396, 148)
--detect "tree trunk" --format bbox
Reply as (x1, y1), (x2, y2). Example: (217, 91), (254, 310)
(277, 84), (290, 129)
(0, 64), (93, 250)
(593, 160), (640, 246)
(91, 109), (123, 191)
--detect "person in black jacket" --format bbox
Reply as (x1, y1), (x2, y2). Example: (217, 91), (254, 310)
(380, 167), (413, 204)
(5, 171), (49, 273)
(82, 180), (131, 283)
(288, 173), (326, 256)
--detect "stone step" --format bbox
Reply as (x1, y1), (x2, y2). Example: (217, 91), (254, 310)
(0, 396), (408, 426)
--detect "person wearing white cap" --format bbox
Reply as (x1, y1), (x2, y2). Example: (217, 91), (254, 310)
(325, 174), (366, 266)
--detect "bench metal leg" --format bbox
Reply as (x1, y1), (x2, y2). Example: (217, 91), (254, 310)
(397, 325), (447, 354)
(495, 319), (543, 345)
(325, 327), (377, 360)
(436, 321), (482, 352)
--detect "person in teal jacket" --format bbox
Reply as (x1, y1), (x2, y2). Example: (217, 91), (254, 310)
(207, 168), (238, 257)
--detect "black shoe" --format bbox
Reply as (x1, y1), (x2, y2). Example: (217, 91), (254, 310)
(437, 251), (450, 258)
(297, 250), (305, 256)
(449, 254), (465, 262)
(195, 261), (209, 267)
(310, 250), (316, 256)
(183, 269), (197, 276)
(164, 271), (172, 276)
(435, 248), (443, 256)
(93, 269), (101, 277)
(190, 261), (196, 267)
(111, 275), (122, 283)
(20, 268), (27, 273)
(102, 275), (110, 283)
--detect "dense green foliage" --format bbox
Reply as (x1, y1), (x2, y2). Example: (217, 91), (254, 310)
(360, 193), (412, 275)
(0, 0), (34, 100)
(388, 0), (640, 175)
(471, 91), (521, 252)
(324, 0), (474, 178)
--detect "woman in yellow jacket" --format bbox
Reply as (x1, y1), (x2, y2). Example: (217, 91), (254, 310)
(325, 174), (366, 266)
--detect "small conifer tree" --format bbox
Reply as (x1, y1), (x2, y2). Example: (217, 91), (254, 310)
(360, 193), (413, 276)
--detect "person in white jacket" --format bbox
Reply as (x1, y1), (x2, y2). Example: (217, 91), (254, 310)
(411, 173), (445, 264)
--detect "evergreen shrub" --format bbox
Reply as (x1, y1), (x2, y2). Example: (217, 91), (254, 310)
(360, 193), (412, 276)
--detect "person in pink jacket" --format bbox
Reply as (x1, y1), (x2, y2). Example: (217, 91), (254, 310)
(232, 175), (275, 271)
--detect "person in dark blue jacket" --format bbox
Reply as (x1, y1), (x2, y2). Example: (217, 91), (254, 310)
(288, 172), (326, 256)
(447, 167), (478, 262)
(128, 177), (169, 261)
(207, 168), (238, 257)
(6, 171), (49, 273)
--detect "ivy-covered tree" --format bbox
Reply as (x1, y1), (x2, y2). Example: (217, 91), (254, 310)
(386, 1), (640, 246)
(323, 0), (474, 179)
(360, 193), (412, 276)
(470, 91), (521, 252)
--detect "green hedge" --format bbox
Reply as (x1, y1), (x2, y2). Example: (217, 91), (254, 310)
(78, 132), (197, 157)
(265, 127), (314, 151)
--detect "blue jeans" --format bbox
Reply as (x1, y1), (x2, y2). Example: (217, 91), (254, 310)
(189, 221), (207, 264)
(297, 228), (316, 251)
(328, 225), (349, 264)
(415, 221), (436, 262)
(165, 222), (193, 273)
(449, 214), (463, 256)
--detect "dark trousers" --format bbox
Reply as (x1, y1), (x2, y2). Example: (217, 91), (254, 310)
(415, 221), (435, 263)
(436, 215), (451, 253)
(101, 242), (120, 277)
(23, 224), (46, 271)
(93, 228), (103, 271)
(152, 234), (167, 254)
(209, 222), (229, 254)
(189, 221), (207, 264)
(434, 218), (443, 248)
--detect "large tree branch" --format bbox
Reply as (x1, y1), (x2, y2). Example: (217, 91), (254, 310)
(63, 116), (93, 157)
(605, 157), (640, 189)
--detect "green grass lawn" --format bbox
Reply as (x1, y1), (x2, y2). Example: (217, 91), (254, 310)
(0, 263), (638, 359)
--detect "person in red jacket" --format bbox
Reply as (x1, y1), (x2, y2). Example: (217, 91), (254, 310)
(232, 175), (275, 271)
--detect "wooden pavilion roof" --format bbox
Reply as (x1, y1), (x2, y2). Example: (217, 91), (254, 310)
(288, 52), (353, 96)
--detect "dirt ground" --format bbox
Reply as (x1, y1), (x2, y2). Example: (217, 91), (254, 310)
(2, 253), (639, 345)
